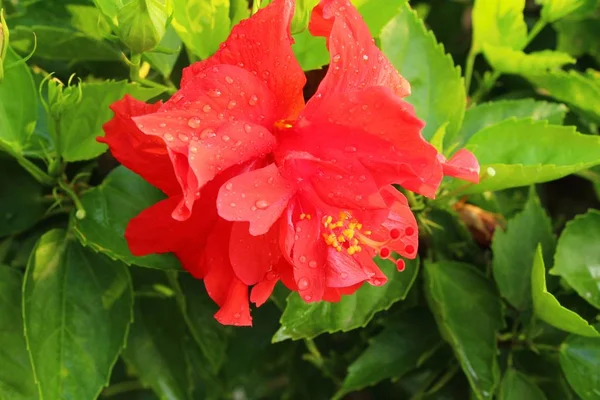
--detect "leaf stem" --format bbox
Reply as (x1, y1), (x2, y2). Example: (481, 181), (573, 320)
(129, 53), (142, 82)
(303, 338), (342, 386)
(58, 179), (86, 219)
(464, 49), (476, 96)
(101, 380), (145, 397)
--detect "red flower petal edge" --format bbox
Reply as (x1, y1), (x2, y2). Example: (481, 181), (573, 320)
(100, 0), (480, 326)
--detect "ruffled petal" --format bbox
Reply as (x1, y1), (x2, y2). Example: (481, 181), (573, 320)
(439, 149), (480, 183)
(99, 95), (180, 196)
(217, 163), (297, 235)
(305, 0), (410, 117)
(299, 87), (443, 198)
(291, 216), (327, 302)
(250, 259), (289, 307)
(229, 222), (281, 285)
(214, 277), (252, 326)
(326, 248), (369, 287)
(180, 0), (305, 120)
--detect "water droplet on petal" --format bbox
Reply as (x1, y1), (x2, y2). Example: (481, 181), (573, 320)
(200, 128), (216, 139)
(332, 54), (341, 63)
(248, 95), (259, 106)
(158, 122), (167, 128)
(222, 135), (231, 142)
(202, 104), (212, 113)
(225, 182), (233, 191)
(362, 54), (369, 61)
(299, 256), (307, 263)
(372, 278), (382, 286)
(267, 177), (274, 184)
(207, 89), (221, 98)
(164, 133), (174, 142)
(340, 272), (348, 279)
(229, 202), (236, 207)
(190, 145), (198, 153)
(297, 277), (310, 290)
(225, 76), (234, 84)
(188, 117), (201, 128)
(234, 312), (241, 319)
(137, 123), (144, 129)
(244, 124), (252, 133)
(345, 146), (357, 152)
(178, 134), (189, 142)
(255, 200), (269, 209)
(227, 100), (237, 110)
(309, 260), (317, 269)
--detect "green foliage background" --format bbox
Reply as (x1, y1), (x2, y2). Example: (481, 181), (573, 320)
(1, 0), (600, 399)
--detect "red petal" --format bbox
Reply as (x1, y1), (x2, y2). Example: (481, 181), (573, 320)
(229, 222), (281, 285)
(326, 248), (369, 288)
(300, 87), (443, 198)
(306, 0), (410, 117)
(99, 95), (180, 196)
(214, 277), (252, 326)
(322, 283), (363, 302)
(250, 272), (280, 307)
(217, 163), (297, 235)
(355, 251), (388, 287)
(439, 149), (480, 183)
(180, 0), (305, 120)
(291, 217), (327, 303)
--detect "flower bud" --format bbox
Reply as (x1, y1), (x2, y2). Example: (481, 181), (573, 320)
(291, 0), (319, 34)
(117, 0), (168, 54)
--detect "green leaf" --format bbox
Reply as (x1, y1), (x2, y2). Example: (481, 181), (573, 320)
(532, 244), (599, 337)
(424, 261), (503, 400)
(92, 0), (122, 21)
(171, 0), (231, 60)
(123, 295), (202, 400)
(230, 0), (250, 26)
(117, 0), (167, 54)
(23, 229), (133, 400)
(58, 80), (163, 162)
(552, 210), (600, 309)
(292, 30), (329, 71)
(471, 0), (528, 53)
(458, 99), (567, 147)
(555, 15), (600, 63)
(0, 266), (37, 400)
(492, 187), (555, 310)
(273, 257), (419, 342)
(0, 157), (46, 237)
(10, 25), (120, 61)
(335, 308), (440, 398)
(381, 2), (465, 142)
(455, 119), (600, 194)
(559, 333), (600, 399)
(352, 0), (405, 37)
(526, 70), (600, 122)
(171, 273), (229, 373)
(499, 369), (547, 400)
(482, 45), (575, 75)
(0, 47), (47, 157)
(144, 25), (182, 78)
(73, 166), (181, 270)
(536, 0), (598, 22)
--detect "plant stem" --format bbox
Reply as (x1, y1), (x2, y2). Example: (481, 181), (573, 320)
(303, 338), (342, 386)
(464, 49), (477, 96)
(129, 53), (142, 81)
(58, 179), (86, 219)
(101, 380), (145, 397)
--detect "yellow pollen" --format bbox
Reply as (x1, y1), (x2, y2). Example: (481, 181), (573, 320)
(300, 213), (312, 220)
(274, 119), (294, 130)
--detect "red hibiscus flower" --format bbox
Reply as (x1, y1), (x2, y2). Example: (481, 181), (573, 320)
(100, 0), (479, 326)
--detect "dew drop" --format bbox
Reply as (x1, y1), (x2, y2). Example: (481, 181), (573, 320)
(255, 200), (269, 209)
(207, 89), (221, 98)
(229, 202), (236, 207)
(190, 145), (198, 153)
(308, 260), (317, 269)
(299, 255), (307, 263)
(234, 312), (241, 319)
(202, 104), (212, 113)
(158, 122), (167, 128)
(225, 182), (233, 191)
(227, 100), (237, 110)
(164, 133), (174, 142)
(187, 117), (201, 128)
(222, 135), (231, 142)
(136, 123), (144, 129)
(297, 277), (310, 290)
(225, 76), (234, 84)
(344, 146), (357, 152)
(267, 177), (274, 184)
(358, 175), (367, 182)
(248, 95), (259, 106)
(303, 294), (312, 301)
(332, 54), (341, 63)
(235, 140), (242, 146)
(372, 278), (382, 286)
(340, 272), (348, 279)
(362, 54), (369, 61)
(244, 124), (252, 133)
(178, 133), (189, 142)
(200, 128), (216, 139)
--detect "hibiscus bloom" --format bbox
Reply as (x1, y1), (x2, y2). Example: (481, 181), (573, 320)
(100, 0), (479, 326)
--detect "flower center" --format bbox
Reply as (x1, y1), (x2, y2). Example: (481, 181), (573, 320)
(274, 119), (294, 130)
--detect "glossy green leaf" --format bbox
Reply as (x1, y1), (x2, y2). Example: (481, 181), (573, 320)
(559, 333), (600, 399)
(58, 80), (164, 162)
(123, 296), (202, 400)
(455, 119), (600, 194)
(555, 15), (600, 63)
(536, 0), (598, 22)
(0, 48), (46, 157)
(171, 273), (229, 373)
(552, 210), (600, 309)
(499, 369), (547, 400)
(492, 187), (555, 310)
(292, 30), (329, 71)
(230, 0), (250, 25)
(482, 45), (575, 75)
(171, 0), (231, 60)
(92, 0), (122, 21)
(381, 1), (465, 142)
(335, 308), (440, 398)
(424, 261), (503, 400)
(352, 0), (405, 37)
(10, 25), (120, 61)
(144, 26), (182, 78)
(273, 257), (419, 342)
(0, 266), (37, 400)
(23, 229), (133, 400)
(0, 157), (46, 237)
(526, 70), (600, 122)
(117, 0), (167, 53)
(73, 166), (181, 270)
(471, 0), (527, 53)
(0, 10), (8, 80)
(532, 245), (599, 337)
(458, 99), (567, 147)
